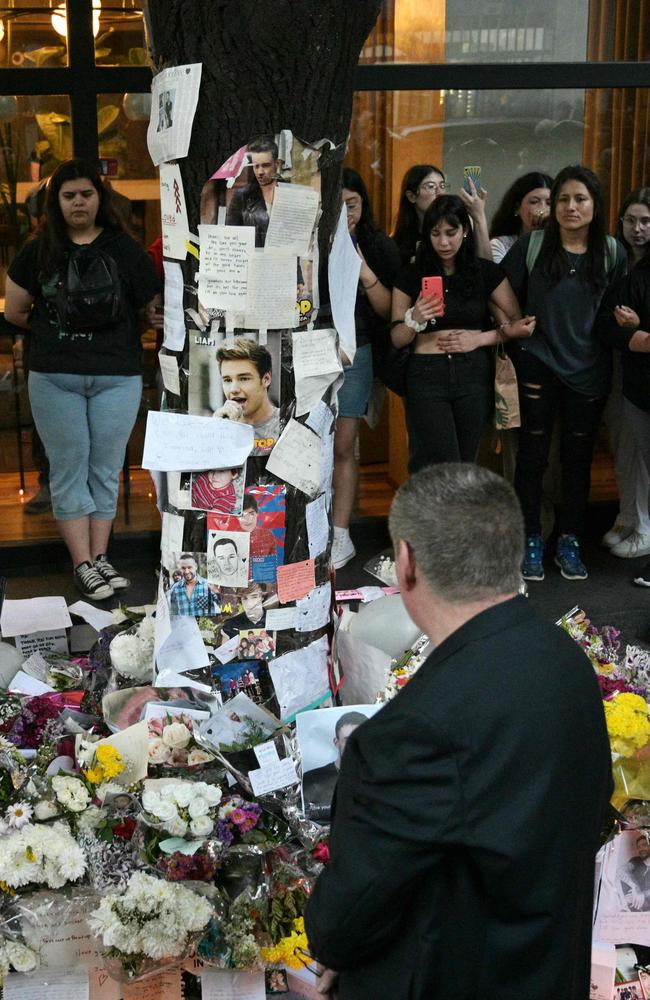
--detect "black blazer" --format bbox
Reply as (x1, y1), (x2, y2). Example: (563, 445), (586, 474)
(305, 597), (612, 1000)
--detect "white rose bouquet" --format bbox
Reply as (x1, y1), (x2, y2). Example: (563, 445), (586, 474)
(147, 713), (216, 770)
(89, 870), (214, 981)
(109, 616), (156, 682)
(0, 937), (39, 978)
(0, 821), (86, 889)
(141, 779), (222, 840)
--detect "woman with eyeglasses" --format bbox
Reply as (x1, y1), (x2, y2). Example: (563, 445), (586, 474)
(502, 165), (626, 583)
(392, 164), (491, 267)
(391, 194), (535, 473)
(332, 168), (401, 570)
(595, 188), (650, 585)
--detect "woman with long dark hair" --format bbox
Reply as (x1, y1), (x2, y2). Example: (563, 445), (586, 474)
(502, 164), (626, 581)
(332, 167), (401, 570)
(391, 194), (535, 473)
(5, 158), (161, 600)
(596, 188), (650, 584)
(600, 188), (650, 559)
(489, 171), (554, 263)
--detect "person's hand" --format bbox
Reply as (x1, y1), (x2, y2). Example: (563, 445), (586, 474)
(145, 298), (164, 330)
(458, 177), (487, 219)
(11, 337), (23, 371)
(530, 209), (550, 230)
(436, 328), (482, 353)
(411, 290), (445, 326)
(213, 400), (244, 421)
(614, 305), (641, 329)
(504, 315), (536, 339)
(627, 889), (645, 910)
(315, 964), (339, 997)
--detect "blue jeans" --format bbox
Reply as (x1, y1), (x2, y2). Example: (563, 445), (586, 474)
(404, 351), (493, 473)
(338, 343), (373, 418)
(28, 372), (142, 521)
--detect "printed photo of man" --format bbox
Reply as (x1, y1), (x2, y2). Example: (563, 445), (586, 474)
(302, 712), (368, 823)
(225, 135), (282, 247)
(168, 553), (221, 617)
(214, 338), (280, 455)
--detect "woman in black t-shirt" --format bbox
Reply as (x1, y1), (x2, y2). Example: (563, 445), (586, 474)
(5, 158), (161, 602)
(391, 195), (535, 474)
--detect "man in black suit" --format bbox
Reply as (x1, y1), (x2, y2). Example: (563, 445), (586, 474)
(305, 463), (612, 1000)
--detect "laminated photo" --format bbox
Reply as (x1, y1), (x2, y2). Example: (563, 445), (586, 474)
(297, 704), (381, 823)
(188, 333), (281, 456)
(237, 628), (276, 661)
(211, 658), (273, 707)
(164, 551), (221, 618)
(189, 463), (246, 515)
(594, 830), (650, 946)
(208, 483), (286, 583)
(219, 582), (279, 640)
(206, 529), (250, 590)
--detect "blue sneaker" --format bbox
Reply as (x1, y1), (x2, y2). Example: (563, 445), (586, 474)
(522, 534), (545, 581)
(554, 534), (588, 580)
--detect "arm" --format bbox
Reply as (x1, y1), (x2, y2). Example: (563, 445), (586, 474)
(145, 293), (163, 330)
(391, 286), (443, 349)
(436, 277), (535, 353)
(305, 706), (459, 970)
(358, 248), (391, 319)
(4, 276), (35, 331)
(458, 178), (491, 260)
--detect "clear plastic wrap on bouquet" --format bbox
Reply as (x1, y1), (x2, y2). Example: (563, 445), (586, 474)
(363, 548), (398, 586)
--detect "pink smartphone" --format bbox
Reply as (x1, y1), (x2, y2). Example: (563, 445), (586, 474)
(422, 275), (444, 304)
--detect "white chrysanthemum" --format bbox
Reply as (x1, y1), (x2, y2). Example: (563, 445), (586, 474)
(95, 781), (123, 803)
(6, 940), (38, 973)
(141, 789), (163, 813)
(33, 799), (60, 821)
(6, 802), (33, 829)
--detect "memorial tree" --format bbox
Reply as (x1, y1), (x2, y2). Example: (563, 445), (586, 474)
(145, 0), (381, 710)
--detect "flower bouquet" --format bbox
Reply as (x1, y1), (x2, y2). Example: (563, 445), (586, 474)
(147, 713), (216, 771)
(377, 645), (428, 703)
(0, 820), (86, 890)
(89, 870), (214, 981)
(109, 615), (156, 685)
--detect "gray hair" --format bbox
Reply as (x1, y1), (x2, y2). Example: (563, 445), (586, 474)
(388, 463), (524, 603)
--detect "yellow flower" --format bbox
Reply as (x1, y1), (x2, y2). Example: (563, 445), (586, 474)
(261, 918), (309, 971)
(604, 693), (650, 757)
(83, 767), (103, 785)
(95, 745), (125, 779)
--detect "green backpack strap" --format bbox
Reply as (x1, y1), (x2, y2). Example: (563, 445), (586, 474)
(525, 229), (544, 273)
(526, 230), (618, 274)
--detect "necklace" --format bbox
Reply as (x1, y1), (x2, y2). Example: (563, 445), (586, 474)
(564, 248), (586, 275)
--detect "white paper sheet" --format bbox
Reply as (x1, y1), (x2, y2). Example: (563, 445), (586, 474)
(292, 328), (341, 380)
(123, 968), (183, 1000)
(244, 253), (296, 330)
(14, 628), (68, 657)
(142, 411), (254, 472)
(68, 601), (114, 632)
(249, 756), (298, 796)
(295, 582), (331, 633)
(166, 471), (192, 510)
(253, 740), (280, 767)
(158, 353), (181, 397)
(155, 670), (212, 693)
(3, 969), (89, 1000)
(319, 430), (334, 498)
(9, 669), (55, 695)
(197, 225), (255, 311)
(328, 204), (360, 357)
(305, 399), (334, 439)
(157, 615), (211, 673)
(201, 969), (266, 1000)
(265, 182), (320, 256)
(268, 635), (330, 722)
(160, 162), (189, 259)
(143, 703), (209, 724)
(214, 633), (239, 663)
(154, 574), (172, 663)
(306, 494), (329, 559)
(266, 419), (321, 498)
(1, 596), (72, 638)
(335, 631), (391, 706)
(590, 941), (616, 1000)
(265, 607), (298, 631)
(20, 650), (50, 681)
(295, 370), (337, 417)
(161, 511), (185, 572)
(162, 261), (187, 351)
(147, 63), (202, 166)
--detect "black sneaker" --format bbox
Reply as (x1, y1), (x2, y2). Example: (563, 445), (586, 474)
(633, 561), (650, 588)
(74, 561), (114, 601)
(93, 554), (130, 590)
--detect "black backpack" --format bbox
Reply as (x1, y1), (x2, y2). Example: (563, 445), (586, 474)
(56, 246), (124, 332)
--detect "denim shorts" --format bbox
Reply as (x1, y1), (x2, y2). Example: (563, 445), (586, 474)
(28, 371), (142, 520)
(338, 343), (373, 418)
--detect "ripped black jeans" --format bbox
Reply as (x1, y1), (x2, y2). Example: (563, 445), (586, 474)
(513, 349), (607, 537)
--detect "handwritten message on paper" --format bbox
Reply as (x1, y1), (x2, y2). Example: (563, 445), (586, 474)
(295, 582), (331, 632)
(266, 419), (321, 498)
(292, 328), (341, 380)
(201, 969), (266, 1000)
(269, 636), (330, 722)
(306, 494), (329, 559)
(123, 966), (183, 1000)
(329, 204), (361, 356)
(162, 262), (186, 352)
(158, 353), (181, 397)
(3, 969), (89, 1000)
(249, 755), (298, 796)
(265, 183), (320, 257)
(244, 253), (297, 330)
(198, 225), (255, 311)
(142, 411), (254, 472)
(277, 559), (316, 604)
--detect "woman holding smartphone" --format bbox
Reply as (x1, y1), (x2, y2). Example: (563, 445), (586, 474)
(392, 194), (534, 473)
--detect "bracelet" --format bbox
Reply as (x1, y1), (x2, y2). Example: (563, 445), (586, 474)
(404, 306), (428, 332)
(362, 277), (379, 290)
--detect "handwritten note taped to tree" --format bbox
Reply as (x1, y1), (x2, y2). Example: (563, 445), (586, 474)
(142, 411), (254, 472)
(198, 225), (255, 311)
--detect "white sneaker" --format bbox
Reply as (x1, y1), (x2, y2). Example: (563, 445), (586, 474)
(610, 531), (650, 559)
(602, 521), (632, 547)
(332, 532), (356, 570)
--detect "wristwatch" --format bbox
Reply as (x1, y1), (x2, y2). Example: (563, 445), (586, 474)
(404, 306), (428, 332)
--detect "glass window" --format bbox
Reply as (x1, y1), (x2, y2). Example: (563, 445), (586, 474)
(348, 87), (647, 237)
(0, 0), (69, 67)
(361, 0), (642, 64)
(94, 2), (146, 67)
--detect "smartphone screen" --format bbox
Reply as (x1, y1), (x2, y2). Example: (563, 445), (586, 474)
(463, 164), (482, 194)
(422, 276), (444, 303)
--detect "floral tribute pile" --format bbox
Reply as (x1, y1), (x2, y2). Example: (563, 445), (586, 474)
(0, 613), (329, 995)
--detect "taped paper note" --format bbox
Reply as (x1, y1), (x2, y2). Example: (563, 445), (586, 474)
(249, 756), (298, 796)
(201, 969), (266, 1000)
(265, 419), (320, 498)
(292, 328), (341, 380)
(265, 182), (320, 256)
(161, 511), (185, 572)
(244, 253), (296, 330)
(276, 559), (316, 604)
(306, 494), (329, 559)
(158, 353), (181, 397)
(329, 204), (360, 357)
(142, 411), (254, 472)
(160, 162), (189, 259)
(157, 615), (211, 674)
(296, 582), (331, 632)
(147, 63), (202, 166)
(198, 225), (255, 311)
(163, 261), (186, 351)
(269, 636), (330, 722)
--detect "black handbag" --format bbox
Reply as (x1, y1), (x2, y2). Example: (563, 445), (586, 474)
(371, 324), (410, 397)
